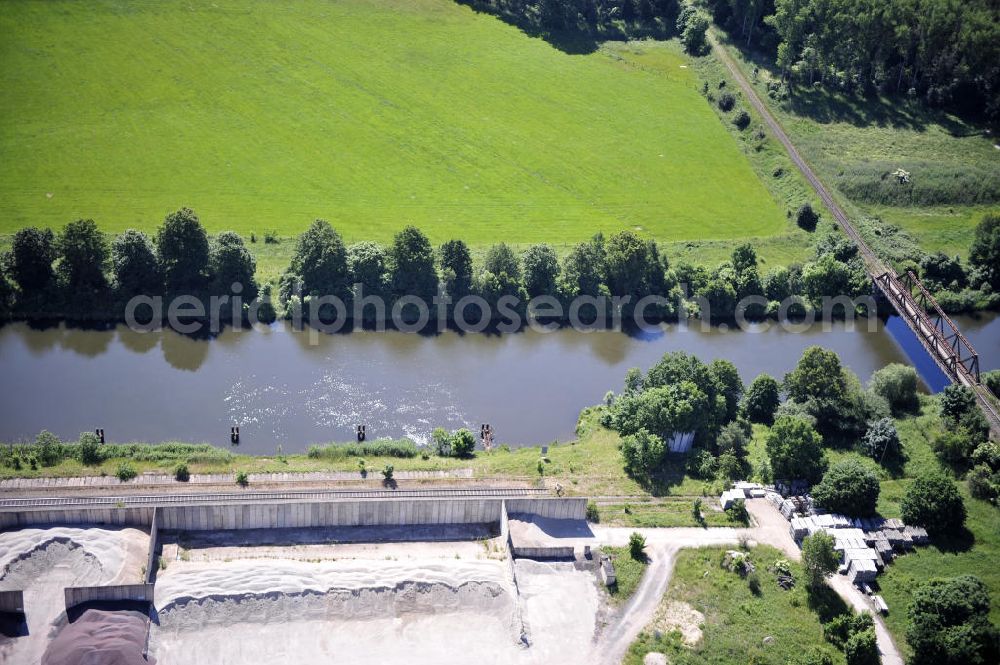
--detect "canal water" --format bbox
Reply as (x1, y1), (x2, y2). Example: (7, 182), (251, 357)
(0, 314), (996, 452)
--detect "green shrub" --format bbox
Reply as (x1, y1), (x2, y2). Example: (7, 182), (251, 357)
(65, 440), (230, 464)
(692, 498), (705, 525)
(967, 465), (998, 502)
(901, 472), (966, 534)
(824, 612), (875, 649)
(765, 415), (827, 484)
(868, 364), (920, 415)
(742, 373), (781, 425)
(716, 451), (747, 482)
(907, 575), (998, 665)
(35, 430), (63, 467)
(79, 432), (103, 465)
(844, 627), (879, 665)
(174, 463), (190, 482)
(718, 91), (736, 112)
(747, 570), (761, 595)
(931, 429), (978, 467)
(971, 441), (1000, 471)
(801, 531), (838, 588)
(862, 417), (900, 463)
(628, 532), (646, 561)
(940, 384), (977, 422)
(733, 109), (751, 130)
(450, 428), (476, 458)
(726, 498), (750, 525)
(586, 501), (600, 523)
(982, 370), (1000, 399)
(969, 213), (1000, 290)
(431, 428), (452, 457)
(235, 470), (249, 487)
(381, 464), (394, 482)
(812, 460), (880, 516)
(115, 461), (137, 482)
(796, 204), (819, 231)
(307, 439), (419, 459)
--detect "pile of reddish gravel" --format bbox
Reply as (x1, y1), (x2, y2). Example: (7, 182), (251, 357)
(42, 609), (153, 665)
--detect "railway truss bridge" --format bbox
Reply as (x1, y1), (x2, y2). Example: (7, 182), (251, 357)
(873, 270), (999, 433)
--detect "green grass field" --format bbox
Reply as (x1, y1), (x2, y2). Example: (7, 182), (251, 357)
(0, 0), (792, 253)
(713, 33), (1000, 260)
(625, 545), (843, 665)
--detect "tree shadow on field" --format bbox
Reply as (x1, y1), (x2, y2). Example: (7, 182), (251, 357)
(878, 448), (908, 480)
(455, 1), (674, 56)
(715, 34), (981, 136)
(630, 454), (690, 497)
(929, 526), (975, 554)
(806, 582), (850, 623)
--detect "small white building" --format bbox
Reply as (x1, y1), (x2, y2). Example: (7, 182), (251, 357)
(600, 556), (616, 587)
(720, 489), (746, 510)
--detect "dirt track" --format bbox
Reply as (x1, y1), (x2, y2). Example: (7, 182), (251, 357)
(588, 501), (903, 665)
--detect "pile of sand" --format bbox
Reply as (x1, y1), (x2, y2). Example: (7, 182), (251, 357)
(653, 601), (704, 647)
(148, 556), (600, 665)
(0, 527), (149, 665)
(0, 539), (103, 591)
(0, 527), (148, 586)
(154, 558), (516, 631)
(155, 558), (509, 609)
(41, 608), (152, 665)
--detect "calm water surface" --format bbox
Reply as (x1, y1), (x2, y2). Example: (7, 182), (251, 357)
(0, 313), (996, 451)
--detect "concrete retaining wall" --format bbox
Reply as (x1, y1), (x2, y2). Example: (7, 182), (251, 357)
(511, 545), (576, 559)
(504, 498), (586, 521)
(144, 508), (159, 584)
(64, 583), (155, 610)
(157, 498), (509, 530)
(0, 590), (24, 614)
(499, 500), (528, 644)
(0, 497), (585, 532)
(500, 500), (510, 542)
(0, 506), (154, 530)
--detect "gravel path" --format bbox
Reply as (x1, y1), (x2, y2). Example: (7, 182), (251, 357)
(590, 501), (904, 665)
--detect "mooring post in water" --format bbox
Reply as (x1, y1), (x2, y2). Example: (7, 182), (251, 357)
(95, 428), (105, 444)
(230, 426), (239, 445)
(357, 424), (366, 442)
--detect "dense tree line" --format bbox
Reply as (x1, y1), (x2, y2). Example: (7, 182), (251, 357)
(11, 207), (997, 329)
(0, 210), (265, 324)
(605, 345), (927, 488)
(460, 0), (680, 38)
(707, 0), (1000, 120)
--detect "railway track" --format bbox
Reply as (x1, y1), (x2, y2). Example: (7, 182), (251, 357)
(708, 32), (1000, 434)
(0, 487), (550, 510)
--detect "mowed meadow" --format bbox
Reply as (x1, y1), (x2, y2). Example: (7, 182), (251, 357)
(0, 0), (789, 249)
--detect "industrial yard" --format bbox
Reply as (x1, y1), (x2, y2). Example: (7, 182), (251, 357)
(0, 488), (755, 665)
